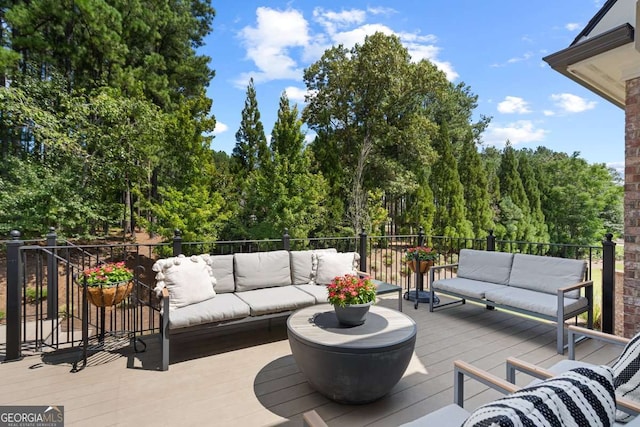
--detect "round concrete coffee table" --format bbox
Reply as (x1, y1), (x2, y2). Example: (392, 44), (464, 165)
(287, 304), (417, 404)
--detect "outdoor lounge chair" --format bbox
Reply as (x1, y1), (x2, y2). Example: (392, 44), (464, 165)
(506, 324), (640, 424)
(303, 358), (620, 426)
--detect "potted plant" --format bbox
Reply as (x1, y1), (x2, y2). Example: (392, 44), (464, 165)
(77, 261), (134, 307)
(327, 274), (377, 326)
(403, 246), (438, 273)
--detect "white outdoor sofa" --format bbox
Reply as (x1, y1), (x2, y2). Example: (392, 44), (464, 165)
(151, 248), (363, 371)
(428, 249), (594, 353)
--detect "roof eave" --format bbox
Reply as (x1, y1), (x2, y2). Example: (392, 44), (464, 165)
(543, 23), (634, 109)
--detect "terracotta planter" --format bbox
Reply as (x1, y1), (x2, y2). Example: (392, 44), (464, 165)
(407, 260), (434, 273)
(82, 281), (134, 307)
(334, 302), (372, 326)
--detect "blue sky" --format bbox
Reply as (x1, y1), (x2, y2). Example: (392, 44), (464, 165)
(201, 0), (624, 172)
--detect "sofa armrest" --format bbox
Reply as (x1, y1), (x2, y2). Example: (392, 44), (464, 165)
(453, 359), (519, 407)
(568, 324), (629, 360)
(558, 279), (593, 293)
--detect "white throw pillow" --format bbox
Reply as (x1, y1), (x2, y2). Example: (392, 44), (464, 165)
(152, 254), (217, 311)
(314, 252), (359, 285)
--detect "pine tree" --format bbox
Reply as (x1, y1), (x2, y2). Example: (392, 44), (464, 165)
(458, 134), (494, 238)
(232, 78), (269, 175)
(517, 151), (549, 243)
(497, 143), (533, 241)
(430, 122), (472, 238)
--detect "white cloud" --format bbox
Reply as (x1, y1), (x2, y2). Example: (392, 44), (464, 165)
(543, 110), (555, 116)
(313, 7), (366, 34)
(550, 93), (597, 113)
(482, 120), (547, 147)
(497, 96), (531, 114)
(367, 6), (397, 16)
(606, 161), (624, 178)
(565, 22), (581, 31)
(214, 121), (229, 134)
(236, 7), (310, 86)
(236, 6), (458, 85)
(285, 86), (309, 104)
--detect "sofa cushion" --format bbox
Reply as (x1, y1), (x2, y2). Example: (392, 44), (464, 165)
(508, 253), (586, 298)
(399, 403), (470, 426)
(612, 331), (640, 422)
(456, 249), (514, 285)
(234, 286), (316, 316)
(209, 254), (235, 293)
(152, 254), (217, 311)
(314, 252), (359, 285)
(295, 284), (329, 303)
(462, 365), (616, 427)
(432, 277), (507, 299)
(234, 250), (291, 292)
(484, 286), (588, 318)
(169, 293), (250, 329)
(290, 248), (337, 285)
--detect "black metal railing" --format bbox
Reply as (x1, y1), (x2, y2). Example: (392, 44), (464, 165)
(1, 228), (616, 361)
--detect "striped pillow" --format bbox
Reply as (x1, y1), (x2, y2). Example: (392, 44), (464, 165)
(463, 365), (616, 427)
(612, 332), (640, 422)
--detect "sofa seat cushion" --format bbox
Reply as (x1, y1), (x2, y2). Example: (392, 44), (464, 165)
(295, 284), (329, 303)
(235, 286), (316, 316)
(484, 286), (588, 318)
(432, 277), (507, 299)
(399, 403), (470, 426)
(234, 250), (292, 291)
(457, 249), (514, 285)
(508, 253), (586, 298)
(169, 293), (250, 330)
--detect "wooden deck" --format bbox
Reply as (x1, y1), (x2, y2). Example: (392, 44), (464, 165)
(0, 294), (622, 426)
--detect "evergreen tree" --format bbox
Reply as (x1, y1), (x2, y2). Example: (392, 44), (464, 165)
(517, 150), (549, 243)
(497, 143), (533, 241)
(430, 122), (472, 238)
(458, 134), (493, 238)
(232, 78), (269, 175)
(235, 93), (329, 239)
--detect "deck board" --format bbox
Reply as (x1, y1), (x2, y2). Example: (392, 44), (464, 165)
(0, 295), (623, 426)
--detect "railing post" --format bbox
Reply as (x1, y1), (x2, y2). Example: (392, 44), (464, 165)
(172, 229), (182, 256)
(602, 233), (616, 334)
(359, 228), (367, 271)
(283, 228), (290, 251)
(6, 230), (23, 361)
(487, 230), (496, 252)
(46, 227), (58, 319)
(417, 227), (425, 295)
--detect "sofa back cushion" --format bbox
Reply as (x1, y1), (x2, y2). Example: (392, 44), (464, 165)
(209, 254), (235, 293)
(290, 248), (337, 285)
(234, 250), (291, 292)
(508, 253), (586, 297)
(152, 254), (217, 311)
(457, 249), (514, 285)
(314, 252), (359, 285)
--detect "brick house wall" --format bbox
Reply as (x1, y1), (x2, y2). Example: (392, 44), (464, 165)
(624, 76), (640, 337)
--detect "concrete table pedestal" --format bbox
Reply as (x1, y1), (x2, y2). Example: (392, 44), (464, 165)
(287, 304), (417, 404)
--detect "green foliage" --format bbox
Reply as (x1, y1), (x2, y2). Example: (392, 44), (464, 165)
(24, 287), (47, 304)
(430, 122), (473, 238)
(232, 78), (269, 175)
(458, 134), (493, 238)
